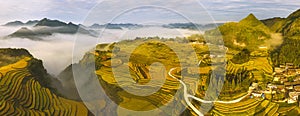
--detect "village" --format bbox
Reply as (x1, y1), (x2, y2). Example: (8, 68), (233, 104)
(249, 63), (300, 104)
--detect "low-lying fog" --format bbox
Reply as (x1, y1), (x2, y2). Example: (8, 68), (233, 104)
(0, 26), (202, 76)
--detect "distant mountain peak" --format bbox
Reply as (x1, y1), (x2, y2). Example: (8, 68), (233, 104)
(4, 20), (39, 26)
(4, 21), (25, 26)
(248, 13), (256, 18)
(67, 22), (77, 27)
(240, 13), (260, 24)
(25, 20), (39, 25)
(242, 13), (258, 21)
(9, 27), (37, 37)
(6, 18), (96, 40)
(35, 18), (69, 27)
(14, 27), (35, 34)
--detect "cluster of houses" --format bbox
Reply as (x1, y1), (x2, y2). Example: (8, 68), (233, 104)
(249, 63), (300, 104)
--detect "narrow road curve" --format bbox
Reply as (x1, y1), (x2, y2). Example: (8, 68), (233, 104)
(168, 68), (204, 116)
(168, 67), (250, 115)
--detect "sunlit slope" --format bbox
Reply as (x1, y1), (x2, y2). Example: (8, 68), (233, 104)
(93, 41), (185, 115)
(269, 9), (300, 67)
(0, 57), (88, 115)
(211, 99), (277, 116)
(205, 13), (273, 51)
(212, 98), (300, 116)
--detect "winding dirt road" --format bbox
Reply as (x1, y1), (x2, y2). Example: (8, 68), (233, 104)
(168, 67), (250, 115)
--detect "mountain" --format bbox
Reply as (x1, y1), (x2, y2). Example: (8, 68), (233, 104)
(89, 23), (102, 28)
(57, 64), (81, 100)
(0, 48), (89, 115)
(163, 22), (223, 30)
(280, 9), (300, 37)
(270, 9), (300, 67)
(8, 27), (45, 40)
(287, 9), (300, 20)
(262, 9), (300, 37)
(35, 18), (70, 27)
(205, 13), (272, 50)
(25, 20), (39, 25)
(261, 17), (285, 30)
(3, 21), (24, 26)
(6, 18), (96, 40)
(239, 13), (263, 26)
(0, 48), (62, 93)
(33, 18), (88, 34)
(0, 49), (89, 115)
(89, 23), (143, 29)
(3, 20), (39, 26)
(0, 48), (32, 67)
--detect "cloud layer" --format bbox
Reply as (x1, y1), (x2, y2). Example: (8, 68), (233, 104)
(0, 26), (201, 75)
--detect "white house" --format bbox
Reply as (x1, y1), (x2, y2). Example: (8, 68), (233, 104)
(252, 93), (262, 97)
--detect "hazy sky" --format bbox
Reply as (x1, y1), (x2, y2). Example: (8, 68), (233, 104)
(0, 0), (299, 25)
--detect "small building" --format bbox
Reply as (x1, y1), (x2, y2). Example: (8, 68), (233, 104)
(261, 93), (266, 99)
(273, 77), (280, 82)
(286, 69), (297, 76)
(296, 69), (300, 74)
(294, 76), (300, 81)
(294, 86), (300, 92)
(210, 55), (216, 58)
(264, 90), (276, 94)
(191, 42), (204, 45)
(280, 65), (286, 69)
(259, 46), (268, 49)
(286, 63), (294, 69)
(275, 67), (285, 74)
(217, 55), (225, 58)
(284, 81), (300, 86)
(281, 78), (288, 83)
(286, 86), (294, 90)
(288, 99), (297, 104)
(267, 84), (277, 89)
(252, 82), (259, 89)
(252, 93), (262, 97)
(289, 92), (300, 104)
(276, 85), (285, 91)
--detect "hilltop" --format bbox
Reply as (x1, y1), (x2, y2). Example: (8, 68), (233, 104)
(0, 48), (63, 92)
(0, 48), (32, 67)
(205, 13), (272, 51)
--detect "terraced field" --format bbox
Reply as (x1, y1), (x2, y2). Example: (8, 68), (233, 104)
(96, 63), (182, 112)
(212, 98), (266, 115)
(211, 98), (300, 116)
(227, 57), (273, 75)
(0, 57), (88, 115)
(226, 58), (273, 87)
